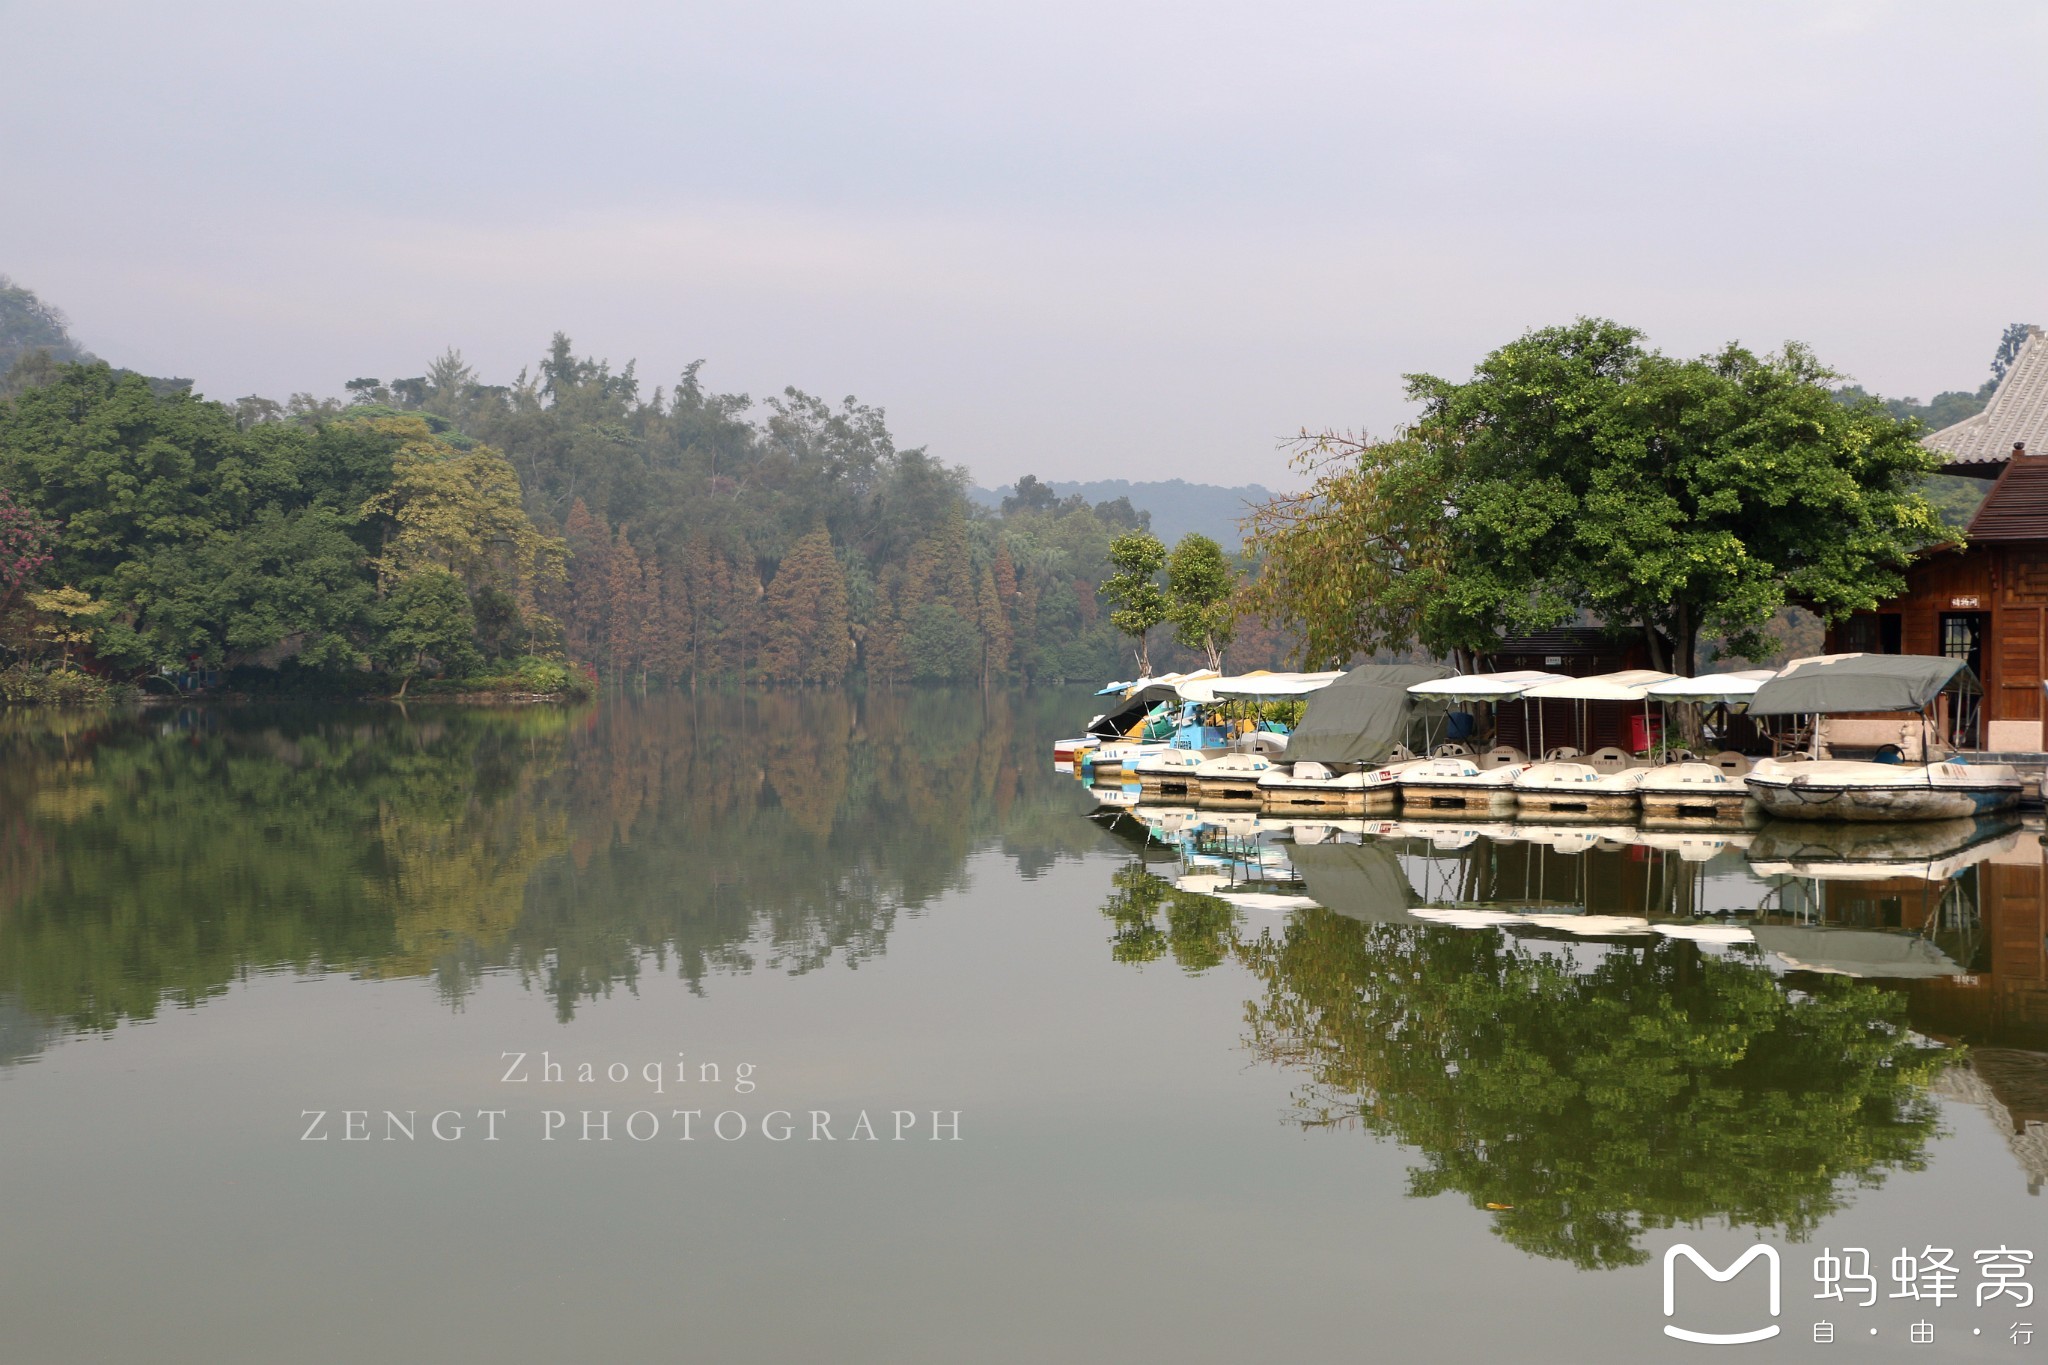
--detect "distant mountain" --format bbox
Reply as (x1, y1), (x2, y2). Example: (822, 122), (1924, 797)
(970, 477), (1276, 547)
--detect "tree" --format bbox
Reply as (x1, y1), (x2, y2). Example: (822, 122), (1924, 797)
(760, 527), (853, 684)
(606, 529), (649, 686)
(1164, 533), (1237, 672)
(1249, 320), (1946, 674)
(1244, 431), (1467, 667)
(374, 568), (480, 693)
(25, 586), (104, 668)
(357, 416), (566, 637)
(1098, 531), (1169, 675)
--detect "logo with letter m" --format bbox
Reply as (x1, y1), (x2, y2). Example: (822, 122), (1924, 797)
(1663, 1244), (1781, 1345)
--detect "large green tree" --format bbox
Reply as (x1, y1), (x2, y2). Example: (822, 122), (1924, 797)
(1250, 320), (1946, 673)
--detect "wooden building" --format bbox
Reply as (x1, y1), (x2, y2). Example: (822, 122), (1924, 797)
(1829, 324), (2048, 751)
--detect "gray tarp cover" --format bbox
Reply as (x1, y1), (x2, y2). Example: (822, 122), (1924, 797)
(1744, 654), (1975, 717)
(1285, 663), (1457, 764)
(1287, 841), (1421, 924)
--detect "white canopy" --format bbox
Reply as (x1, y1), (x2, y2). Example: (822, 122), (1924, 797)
(1180, 670), (1343, 703)
(1094, 669), (1220, 698)
(1643, 670), (1777, 703)
(1406, 670), (1566, 701)
(1519, 669), (1680, 702)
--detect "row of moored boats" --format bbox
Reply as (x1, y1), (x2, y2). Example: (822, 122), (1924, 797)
(1057, 655), (2027, 824)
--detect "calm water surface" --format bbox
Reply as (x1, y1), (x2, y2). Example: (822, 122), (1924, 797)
(1, 692), (2044, 1362)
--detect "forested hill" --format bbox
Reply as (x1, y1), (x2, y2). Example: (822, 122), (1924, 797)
(969, 477), (1275, 547)
(0, 276), (1295, 694)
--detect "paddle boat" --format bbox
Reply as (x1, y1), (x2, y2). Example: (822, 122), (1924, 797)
(1256, 760), (1404, 815)
(1194, 751), (1277, 806)
(1636, 761), (1753, 824)
(1395, 750), (1525, 816)
(1513, 747), (1649, 819)
(1742, 654), (2023, 822)
(1133, 748), (1202, 802)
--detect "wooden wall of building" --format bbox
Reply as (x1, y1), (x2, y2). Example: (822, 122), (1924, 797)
(1832, 543), (2048, 744)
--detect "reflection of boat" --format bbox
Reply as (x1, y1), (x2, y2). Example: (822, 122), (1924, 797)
(1743, 654), (2023, 821)
(1513, 761), (1644, 818)
(1087, 783), (1141, 808)
(1637, 762), (1753, 823)
(1256, 761), (1400, 814)
(1397, 757), (1523, 816)
(1388, 818), (1521, 850)
(1746, 817), (2023, 881)
(1752, 925), (1966, 978)
(1408, 905), (1652, 937)
(1082, 739), (1169, 776)
(1622, 826), (1754, 862)
(1279, 819), (1368, 843)
(1506, 822), (1639, 855)
(1653, 923), (1757, 945)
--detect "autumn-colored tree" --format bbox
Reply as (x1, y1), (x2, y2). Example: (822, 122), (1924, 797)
(636, 554), (692, 688)
(561, 498), (612, 670)
(760, 528), (854, 684)
(606, 530), (651, 687)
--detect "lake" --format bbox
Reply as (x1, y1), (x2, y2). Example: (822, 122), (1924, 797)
(1, 691), (2043, 1362)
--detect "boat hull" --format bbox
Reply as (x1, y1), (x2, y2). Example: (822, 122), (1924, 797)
(1639, 793), (1757, 825)
(1398, 785), (1520, 816)
(1515, 791), (1639, 820)
(1746, 759), (2023, 822)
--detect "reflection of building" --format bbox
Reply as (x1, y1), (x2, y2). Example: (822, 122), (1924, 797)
(1933, 1052), (2048, 1195)
(1829, 326), (2048, 751)
(1900, 834), (2048, 1050)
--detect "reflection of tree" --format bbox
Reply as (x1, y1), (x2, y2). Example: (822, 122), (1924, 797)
(1100, 862), (1240, 971)
(1235, 909), (1947, 1268)
(0, 707), (573, 1029)
(0, 688), (1116, 1031)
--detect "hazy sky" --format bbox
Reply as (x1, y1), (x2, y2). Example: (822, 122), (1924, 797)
(5, 1), (2045, 487)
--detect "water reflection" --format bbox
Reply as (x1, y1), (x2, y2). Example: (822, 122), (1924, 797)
(0, 691), (1097, 1046)
(1094, 797), (2048, 1266)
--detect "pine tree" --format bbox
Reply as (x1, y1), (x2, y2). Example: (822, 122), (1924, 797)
(760, 531), (824, 683)
(807, 541), (854, 683)
(650, 553), (693, 688)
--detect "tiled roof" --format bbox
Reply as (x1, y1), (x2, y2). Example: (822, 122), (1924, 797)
(1924, 325), (2048, 468)
(1965, 450), (2048, 541)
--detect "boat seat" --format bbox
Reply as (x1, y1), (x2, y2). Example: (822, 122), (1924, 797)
(1585, 746), (1632, 774)
(1542, 746), (1582, 762)
(1709, 750), (1752, 777)
(1477, 745), (1527, 770)
(1431, 742), (1474, 759)
(1386, 745), (1418, 763)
